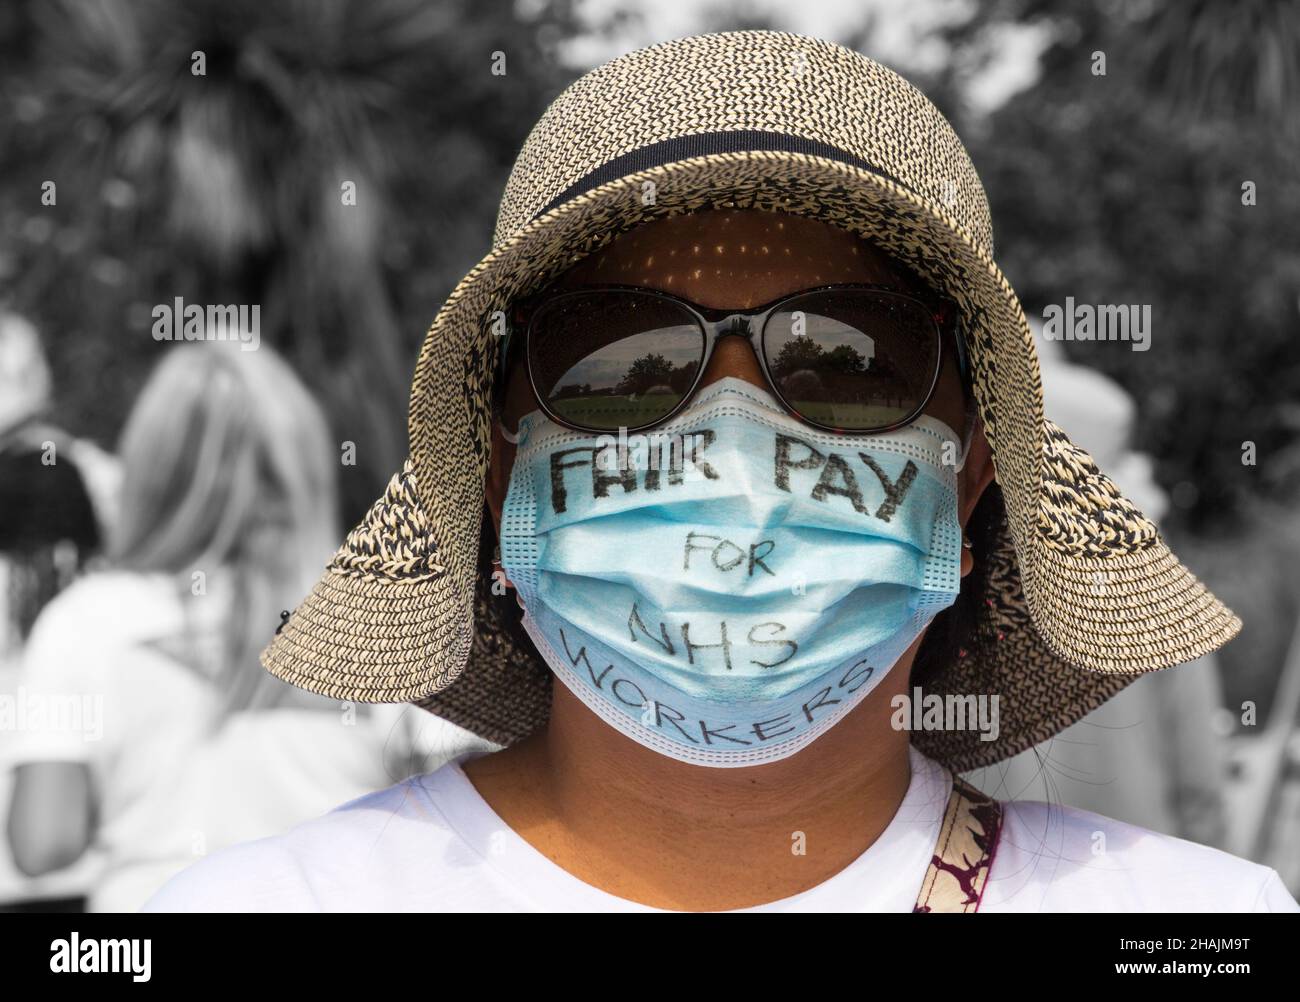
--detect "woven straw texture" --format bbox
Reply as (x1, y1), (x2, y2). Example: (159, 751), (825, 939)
(260, 30), (1240, 772)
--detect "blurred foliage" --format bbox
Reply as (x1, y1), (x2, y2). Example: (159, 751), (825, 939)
(0, 0), (578, 526)
(916, 0), (1300, 533)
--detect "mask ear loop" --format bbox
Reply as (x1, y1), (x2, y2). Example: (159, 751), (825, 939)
(495, 321), (527, 447)
(950, 314), (976, 475)
(954, 395), (976, 474)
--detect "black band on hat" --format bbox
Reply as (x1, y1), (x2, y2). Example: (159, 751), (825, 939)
(530, 129), (918, 223)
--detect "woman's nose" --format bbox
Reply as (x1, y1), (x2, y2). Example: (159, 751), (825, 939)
(696, 328), (768, 393)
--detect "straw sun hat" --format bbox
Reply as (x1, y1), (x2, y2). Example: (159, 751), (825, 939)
(261, 30), (1240, 772)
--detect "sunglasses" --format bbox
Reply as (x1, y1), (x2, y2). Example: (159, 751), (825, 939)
(501, 282), (969, 436)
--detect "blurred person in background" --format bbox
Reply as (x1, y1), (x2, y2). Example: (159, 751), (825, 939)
(971, 328), (1230, 848)
(0, 310), (118, 632)
(0, 309), (118, 911)
(3, 340), (430, 912)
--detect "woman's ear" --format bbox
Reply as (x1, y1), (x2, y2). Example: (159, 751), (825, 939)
(957, 416), (995, 578)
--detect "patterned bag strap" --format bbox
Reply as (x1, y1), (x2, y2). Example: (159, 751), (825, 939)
(912, 776), (1004, 913)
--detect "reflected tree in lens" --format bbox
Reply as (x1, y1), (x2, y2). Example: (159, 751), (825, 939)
(771, 336), (825, 377)
(616, 352), (675, 396)
(823, 344), (868, 375)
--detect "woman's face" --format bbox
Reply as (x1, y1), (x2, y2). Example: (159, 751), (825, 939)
(486, 208), (993, 552)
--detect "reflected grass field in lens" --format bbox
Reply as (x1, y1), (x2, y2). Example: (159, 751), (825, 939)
(550, 392), (683, 429)
(550, 393), (913, 432)
(785, 400), (912, 429)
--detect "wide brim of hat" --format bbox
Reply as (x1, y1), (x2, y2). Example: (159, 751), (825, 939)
(261, 149), (1240, 771)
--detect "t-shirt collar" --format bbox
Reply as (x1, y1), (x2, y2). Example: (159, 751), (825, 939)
(422, 743), (953, 912)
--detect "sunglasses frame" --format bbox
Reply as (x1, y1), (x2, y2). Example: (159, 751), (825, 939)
(500, 281), (970, 437)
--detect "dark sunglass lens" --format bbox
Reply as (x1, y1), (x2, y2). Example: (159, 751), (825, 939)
(529, 291), (704, 430)
(763, 291), (939, 430)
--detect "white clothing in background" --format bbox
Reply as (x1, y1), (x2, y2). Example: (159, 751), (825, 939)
(2, 571), (471, 912)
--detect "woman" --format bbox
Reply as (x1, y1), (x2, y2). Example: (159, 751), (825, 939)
(5, 341), (424, 911)
(144, 31), (1298, 912)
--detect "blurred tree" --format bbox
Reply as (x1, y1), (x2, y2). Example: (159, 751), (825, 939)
(0, 0), (579, 525)
(919, 0), (1300, 534)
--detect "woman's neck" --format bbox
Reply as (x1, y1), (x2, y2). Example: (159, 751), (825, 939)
(461, 663), (916, 911)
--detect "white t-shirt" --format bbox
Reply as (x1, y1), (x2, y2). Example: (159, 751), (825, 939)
(2, 570), (453, 912)
(141, 743), (1300, 913)
(2, 571), (216, 912)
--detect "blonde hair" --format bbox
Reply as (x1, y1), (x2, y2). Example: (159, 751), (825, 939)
(109, 342), (339, 726)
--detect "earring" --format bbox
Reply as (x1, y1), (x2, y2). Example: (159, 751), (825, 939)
(492, 543), (502, 566)
(961, 534), (973, 551)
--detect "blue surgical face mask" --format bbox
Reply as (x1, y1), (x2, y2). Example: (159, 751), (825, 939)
(499, 376), (964, 767)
